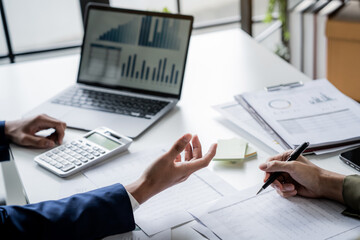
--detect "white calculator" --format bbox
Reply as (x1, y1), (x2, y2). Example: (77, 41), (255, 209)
(35, 127), (133, 177)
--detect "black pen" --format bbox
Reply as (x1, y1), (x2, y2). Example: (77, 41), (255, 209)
(256, 142), (310, 195)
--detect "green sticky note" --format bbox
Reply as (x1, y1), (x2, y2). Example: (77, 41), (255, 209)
(213, 138), (248, 161)
(245, 146), (257, 159)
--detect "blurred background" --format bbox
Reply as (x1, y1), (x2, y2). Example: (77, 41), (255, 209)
(0, 0), (357, 83)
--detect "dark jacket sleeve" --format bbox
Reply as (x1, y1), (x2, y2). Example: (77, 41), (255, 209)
(0, 121), (10, 162)
(0, 183), (135, 240)
(342, 175), (360, 219)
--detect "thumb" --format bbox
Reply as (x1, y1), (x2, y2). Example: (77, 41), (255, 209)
(185, 143), (217, 173)
(259, 161), (293, 174)
(22, 135), (55, 149)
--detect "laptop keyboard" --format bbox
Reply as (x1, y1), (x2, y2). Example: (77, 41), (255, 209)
(51, 88), (170, 119)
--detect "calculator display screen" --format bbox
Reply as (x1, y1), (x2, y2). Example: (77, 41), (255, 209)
(86, 132), (120, 150)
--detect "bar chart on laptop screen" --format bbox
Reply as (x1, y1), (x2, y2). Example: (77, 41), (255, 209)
(79, 11), (191, 95)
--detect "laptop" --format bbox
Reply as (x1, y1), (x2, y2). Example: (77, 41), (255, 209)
(26, 4), (193, 138)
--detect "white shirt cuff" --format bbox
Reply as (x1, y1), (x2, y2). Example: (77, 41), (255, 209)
(127, 191), (140, 211)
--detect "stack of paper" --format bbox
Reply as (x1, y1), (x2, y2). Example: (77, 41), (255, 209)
(213, 138), (256, 161)
(236, 79), (360, 153)
(82, 147), (237, 236)
(215, 79), (360, 155)
(189, 187), (360, 239)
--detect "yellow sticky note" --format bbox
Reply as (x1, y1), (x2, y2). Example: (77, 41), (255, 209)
(213, 138), (248, 161)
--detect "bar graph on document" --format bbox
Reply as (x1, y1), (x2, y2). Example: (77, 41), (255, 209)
(87, 43), (180, 86)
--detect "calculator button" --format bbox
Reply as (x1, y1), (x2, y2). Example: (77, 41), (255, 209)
(75, 154), (81, 159)
(68, 152), (76, 157)
(46, 152), (53, 157)
(93, 147), (99, 151)
(74, 160), (82, 166)
(40, 156), (51, 163)
(68, 158), (76, 163)
(71, 141), (77, 145)
(64, 149), (71, 154)
(60, 160), (68, 165)
(65, 144), (71, 148)
(99, 150), (106, 154)
(80, 145), (87, 150)
(61, 164), (75, 172)
(93, 152), (100, 157)
(53, 156), (60, 161)
(80, 157), (88, 163)
(58, 146), (66, 151)
(86, 154), (94, 160)
(55, 163), (63, 169)
(49, 160), (57, 166)
(75, 149), (82, 154)
(86, 149), (93, 153)
(70, 146), (77, 151)
(52, 149), (60, 154)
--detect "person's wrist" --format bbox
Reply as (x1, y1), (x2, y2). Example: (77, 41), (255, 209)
(4, 121), (17, 141)
(319, 169), (345, 203)
(125, 177), (155, 205)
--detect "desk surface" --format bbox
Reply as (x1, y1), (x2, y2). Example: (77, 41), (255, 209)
(0, 28), (357, 239)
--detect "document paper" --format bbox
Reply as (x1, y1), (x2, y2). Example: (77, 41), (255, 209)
(190, 189), (360, 240)
(83, 148), (236, 236)
(240, 79), (360, 149)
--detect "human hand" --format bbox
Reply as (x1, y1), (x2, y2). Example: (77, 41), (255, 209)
(259, 151), (345, 203)
(5, 114), (66, 149)
(125, 134), (217, 204)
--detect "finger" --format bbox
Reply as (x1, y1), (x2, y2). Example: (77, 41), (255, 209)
(191, 135), (202, 159)
(47, 132), (59, 144)
(33, 115), (67, 144)
(280, 189), (297, 198)
(22, 134), (55, 149)
(185, 143), (193, 161)
(271, 180), (283, 191)
(264, 172), (270, 181)
(265, 150), (292, 163)
(184, 143), (217, 173)
(259, 162), (268, 171)
(260, 162), (272, 181)
(165, 134), (192, 160)
(282, 183), (295, 192)
(262, 160), (295, 174)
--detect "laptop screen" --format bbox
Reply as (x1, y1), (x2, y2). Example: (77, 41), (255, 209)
(78, 6), (193, 98)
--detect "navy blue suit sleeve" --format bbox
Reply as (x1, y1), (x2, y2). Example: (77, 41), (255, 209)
(0, 183), (135, 239)
(0, 121), (9, 161)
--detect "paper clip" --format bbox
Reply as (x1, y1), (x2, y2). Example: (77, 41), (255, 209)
(265, 81), (304, 92)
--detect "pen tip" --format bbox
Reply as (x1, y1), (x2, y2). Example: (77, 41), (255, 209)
(256, 188), (264, 195)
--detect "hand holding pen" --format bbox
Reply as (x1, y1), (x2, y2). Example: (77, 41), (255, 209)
(257, 142), (309, 195)
(258, 143), (346, 204)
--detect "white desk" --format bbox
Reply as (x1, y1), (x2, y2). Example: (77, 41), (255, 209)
(0, 28), (357, 239)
